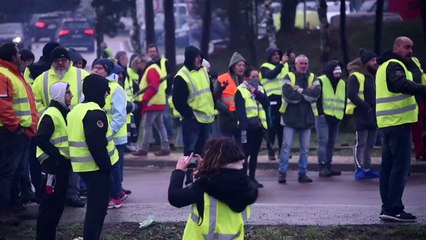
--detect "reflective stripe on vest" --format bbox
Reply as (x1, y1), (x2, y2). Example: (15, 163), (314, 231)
(218, 72), (238, 112)
(375, 59), (418, 128)
(412, 57), (426, 85)
(103, 81), (128, 144)
(183, 193), (250, 240)
(139, 64), (167, 105)
(237, 84), (268, 129)
(279, 72), (316, 115)
(67, 102), (118, 172)
(36, 107), (69, 163)
(176, 66), (215, 123)
(259, 62), (289, 97)
(318, 75), (346, 120)
(0, 67), (32, 128)
(126, 68), (138, 101)
(346, 72), (365, 115)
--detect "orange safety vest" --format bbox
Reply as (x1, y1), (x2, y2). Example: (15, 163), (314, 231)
(218, 72), (238, 112)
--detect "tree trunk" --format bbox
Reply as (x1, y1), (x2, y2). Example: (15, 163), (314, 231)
(340, 0), (349, 71)
(421, 0), (426, 45)
(94, 5), (104, 58)
(280, 0), (298, 32)
(145, 0), (156, 45)
(374, 0), (384, 55)
(246, 0), (257, 64)
(130, 0), (142, 54)
(228, 0), (240, 49)
(164, 0), (176, 71)
(317, 0), (330, 64)
(200, 0), (212, 57)
(264, 0), (277, 48)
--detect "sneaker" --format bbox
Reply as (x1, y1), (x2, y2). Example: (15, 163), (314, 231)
(122, 188), (132, 195)
(380, 211), (416, 222)
(355, 168), (366, 180)
(298, 174), (313, 183)
(66, 197), (85, 208)
(132, 150), (148, 156)
(108, 198), (123, 209)
(154, 149), (170, 156)
(278, 173), (287, 184)
(364, 169), (380, 179)
(119, 191), (128, 201)
(319, 168), (332, 178)
(329, 169), (341, 176)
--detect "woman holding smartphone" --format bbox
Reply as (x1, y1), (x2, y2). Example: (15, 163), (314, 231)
(168, 137), (258, 240)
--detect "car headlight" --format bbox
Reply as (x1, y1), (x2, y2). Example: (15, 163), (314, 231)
(13, 37), (21, 43)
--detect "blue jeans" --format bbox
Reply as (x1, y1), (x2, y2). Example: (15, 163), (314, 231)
(315, 116), (340, 167)
(278, 127), (311, 176)
(111, 144), (125, 199)
(181, 118), (211, 184)
(379, 124), (411, 215)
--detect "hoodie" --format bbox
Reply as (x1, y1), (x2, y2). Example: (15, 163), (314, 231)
(173, 46), (215, 120)
(347, 58), (377, 130)
(168, 168), (258, 221)
(80, 74), (112, 173)
(28, 42), (60, 80)
(316, 60), (347, 124)
(260, 47), (286, 107)
(69, 48), (87, 69)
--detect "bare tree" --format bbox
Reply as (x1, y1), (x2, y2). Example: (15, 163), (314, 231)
(200, 0), (212, 57)
(130, 0), (142, 54)
(374, 0), (384, 54)
(280, 0), (298, 32)
(263, 0), (277, 47)
(340, 0), (349, 70)
(164, 0), (176, 70)
(246, 0), (257, 64)
(145, 0), (155, 45)
(317, 0), (330, 64)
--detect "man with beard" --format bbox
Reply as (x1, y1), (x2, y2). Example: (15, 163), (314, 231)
(347, 49), (380, 180)
(32, 47), (90, 114)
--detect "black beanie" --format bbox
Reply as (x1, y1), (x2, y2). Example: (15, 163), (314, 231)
(50, 47), (70, 62)
(83, 74), (110, 108)
(359, 49), (377, 65)
(42, 42), (60, 58)
(20, 49), (35, 62)
(0, 42), (18, 62)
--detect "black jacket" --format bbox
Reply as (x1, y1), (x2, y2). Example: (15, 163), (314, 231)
(377, 51), (426, 99)
(28, 56), (51, 80)
(35, 100), (70, 173)
(234, 84), (270, 130)
(172, 46), (215, 120)
(347, 58), (377, 130)
(316, 60), (347, 124)
(282, 71), (321, 129)
(168, 168), (258, 221)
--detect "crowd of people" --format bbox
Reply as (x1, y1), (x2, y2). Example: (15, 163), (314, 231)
(0, 34), (424, 239)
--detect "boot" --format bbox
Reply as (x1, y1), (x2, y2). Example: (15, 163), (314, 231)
(319, 164), (332, 177)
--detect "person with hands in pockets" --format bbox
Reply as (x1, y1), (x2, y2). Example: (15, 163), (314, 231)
(168, 137), (258, 240)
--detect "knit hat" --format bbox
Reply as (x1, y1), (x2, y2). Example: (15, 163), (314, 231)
(50, 47), (70, 62)
(42, 42), (60, 58)
(94, 58), (115, 76)
(359, 49), (377, 65)
(228, 52), (246, 69)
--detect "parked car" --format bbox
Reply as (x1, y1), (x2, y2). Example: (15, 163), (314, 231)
(294, 1), (351, 30)
(56, 19), (95, 52)
(30, 12), (63, 42)
(0, 22), (32, 50)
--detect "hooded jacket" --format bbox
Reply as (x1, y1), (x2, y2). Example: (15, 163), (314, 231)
(260, 47), (286, 107)
(80, 74), (112, 173)
(168, 168), (258, 221)
(69, 48), (87, 69)
(173, 46), (215, 120)
(316, 60), (347, 124)
(347, 58), (377, 130)
(28, 42), (60, 80)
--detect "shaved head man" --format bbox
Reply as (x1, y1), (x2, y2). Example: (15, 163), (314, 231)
(393, 36), (414, 61)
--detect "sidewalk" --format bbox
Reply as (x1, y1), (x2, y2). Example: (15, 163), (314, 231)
(124, 150), (426, 172)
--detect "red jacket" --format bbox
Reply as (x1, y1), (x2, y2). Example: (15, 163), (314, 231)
(141, 66), (166, 113)
(0, 59), (39, 137)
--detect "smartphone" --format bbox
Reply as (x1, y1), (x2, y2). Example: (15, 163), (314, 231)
(187, 157), (198, 169)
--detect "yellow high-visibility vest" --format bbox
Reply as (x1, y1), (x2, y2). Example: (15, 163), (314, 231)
(67, 102), (118, 172)
(259, 62), (289, 97)
(237, 84), (268, 129)
(317, 75), (346, 120)
(279, 72), (316, 114)
(346, 72), (365, 115)
(139, 64), (166, 105)
(375, 59), (418, 128)
(183, 193), (250, 240)
(104, 81), (128, 144)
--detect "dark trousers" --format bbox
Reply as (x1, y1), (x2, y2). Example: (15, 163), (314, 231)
(182, 118), (211, 183)
(411, 100), (425, 157)
(268, 99), (283, 153)
(221, 127), (241, 143)
(79, 171), (111, 240)
(243, 128), (263, 179)
(379, 124), (411, 215)
(29, 140), (43, 200)
(111, 145), (125, 199)
(36, 160), (71, 240)
(0, 129), (22, 211)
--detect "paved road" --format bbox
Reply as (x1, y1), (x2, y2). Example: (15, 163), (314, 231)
(20, 167), (425, 225)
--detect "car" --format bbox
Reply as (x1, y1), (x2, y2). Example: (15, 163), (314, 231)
(0, 22), (32, 50)
(56, 19), (96, 52)
(30, 12), (63, 42)
(294, 1), (350, 30)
